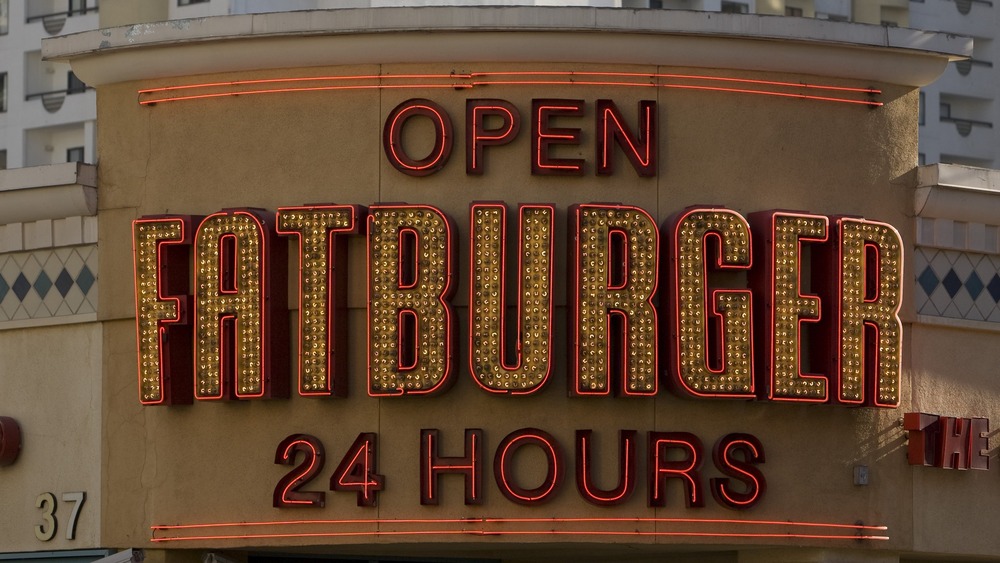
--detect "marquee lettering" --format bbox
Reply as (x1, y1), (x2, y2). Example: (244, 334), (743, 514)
(132, 202), (904, 408)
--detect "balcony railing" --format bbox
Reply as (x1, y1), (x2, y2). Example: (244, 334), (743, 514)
(25, 86), (92, 113)
(951, 0), (993, 15)
(955, 58), (993, 76)
(941, 116), (993, 137)
(26, 6), (99, 35)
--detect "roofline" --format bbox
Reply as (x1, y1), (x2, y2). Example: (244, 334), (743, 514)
(42, 7), (970, 88)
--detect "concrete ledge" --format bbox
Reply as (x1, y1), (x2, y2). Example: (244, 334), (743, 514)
(0, 163), (98, 225)
(42, 7), (969, 88)
(914, 164), (1000, 225)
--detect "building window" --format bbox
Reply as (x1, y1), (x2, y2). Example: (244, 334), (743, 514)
(0, 150), (7, 170)
(650, 0), (663, 8)
(67, 71), (86, 94)
(69, 0), (87, 16)
(919, 92), (925, 125)
(0, 72), (6, 113)
(940, 102), (951, 119)
(66, 146), (84, 163)
(0, 0), (7, 35)
(785, 7), (803, 16)
(721, 2), (749, 14)
(918, 153), (926, 166)
(178, 0), (210, 5)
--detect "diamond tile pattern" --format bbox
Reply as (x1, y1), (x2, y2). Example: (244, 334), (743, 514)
(0, 245), (98, 324)
(915, 247), (1000, 323)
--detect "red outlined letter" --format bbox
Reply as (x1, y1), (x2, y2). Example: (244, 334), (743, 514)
(368, 205), (455, 396)
(276, 205), (364, 397)
(330, 432), (384, 507)
(469, 203), (554, 394)
(648, 431), (704, 508)
(494, 428), (564, 505)
(710, 433), (766, 510)
(383, 99), (453, 176)
(273, 434), (325, 508)
(576, 429), (637, 506)
(667, 207), (754, 399)
(570, 204), (659, 396)
(194, 209), (288, 400)
(531, 99), (584, 176)
(823, 217), (903, 406)
(420, 428), (483, 505)
(596, 99), (656, 177)
(750, 211), (829, 403)
(466, 99), (520, 175)
(133, 215), (197, 405)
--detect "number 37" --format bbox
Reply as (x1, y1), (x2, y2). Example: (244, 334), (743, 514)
(35, 491), (86, 541)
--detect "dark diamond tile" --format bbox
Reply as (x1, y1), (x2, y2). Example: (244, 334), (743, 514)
(33, 271), (52, 298)
(76, 265), (95, 295)
(55, 269), (74, 297)
(917, 266), (939, 296)
(0, 275), (7, 301)
(965, 271), (984, 300)
(12, 274), (30, 301)
(942, 270), (963, 298)
(988, 274), (1000, 303)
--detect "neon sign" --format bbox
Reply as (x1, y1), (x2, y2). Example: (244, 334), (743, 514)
(133, 203), (903, 407)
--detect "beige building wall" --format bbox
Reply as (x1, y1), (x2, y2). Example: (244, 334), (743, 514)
(41, 7), (994, 562)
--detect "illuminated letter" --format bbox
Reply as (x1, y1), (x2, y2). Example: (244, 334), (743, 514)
(194, 209), (288, 400)
(827, 218), (902, 406)
(570, 204), (658, 396)
(133, 216), (196, 405)
(469, 203), (553, 394)
(494, 428), (563, 505)
(576, 429), (636, 506)
(466, 99), (520, 175)
(383, 99), (453, 176)
(648, 432), (704, 508)
(531, 99), (584, 175)
(668, 207), (754, 398)
(276, 205), (364, 397)
(330, 433), (385, 507)
(596, 99), (656, 177)
(751, 211), (828, 402)
(368, 205), (455, 396)
(420, 428), (483, 505)
(710, 433), (766, 510)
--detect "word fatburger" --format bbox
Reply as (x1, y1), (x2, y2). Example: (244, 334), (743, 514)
(133, 203), (902, 408)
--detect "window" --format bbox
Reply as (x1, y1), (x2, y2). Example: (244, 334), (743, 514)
(178, 0), (209, 5)
(67, 71), (86, 94)
(919, 92), (925, 125)
(0, 72), (6, 113)
(650, 0), (663, 7)
(785, 7), (803, 16)
(918, 153), (926, 166)
(69, 0), (87, 16)
(721, 2), (749, 14)
(66, 146), (84, 163)
(0, 150), (7, 170)
(0, 0), (7, 35)
(940, 102), (951, 119)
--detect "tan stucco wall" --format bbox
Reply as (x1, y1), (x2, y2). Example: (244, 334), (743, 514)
(81, 29), (994, 560)
(0, 322), (102, 552)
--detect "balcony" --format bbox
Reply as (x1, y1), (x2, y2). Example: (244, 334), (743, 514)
(25, 1), (98, 36)
(938, 116), (995, 162)
(925, 0), (995, 36)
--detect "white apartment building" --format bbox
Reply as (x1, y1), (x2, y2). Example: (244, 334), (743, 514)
(911, 0), (999, 168)
(0, 1), (98, 170)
